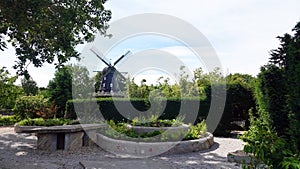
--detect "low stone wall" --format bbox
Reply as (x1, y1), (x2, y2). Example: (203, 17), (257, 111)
(96, 132), (214, 157)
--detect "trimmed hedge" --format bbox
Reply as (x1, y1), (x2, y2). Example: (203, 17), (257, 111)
(65, 97), (209, 124)
(65, 88), (255, 137)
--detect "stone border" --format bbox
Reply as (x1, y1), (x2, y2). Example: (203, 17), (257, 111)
(14, 125), (46, 133)
(96, 132), (214, 157)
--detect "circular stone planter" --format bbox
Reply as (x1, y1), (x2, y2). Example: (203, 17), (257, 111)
(96, 132), (214, 157)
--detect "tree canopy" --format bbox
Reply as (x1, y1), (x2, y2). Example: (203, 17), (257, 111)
(0, 0), (111, 77)
(241, 21), (300, 168)
(0, 67), (23, 109)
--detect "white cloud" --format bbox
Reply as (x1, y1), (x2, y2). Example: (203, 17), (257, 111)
(106, 0), (300, 77)
(1, 0), (300, 86)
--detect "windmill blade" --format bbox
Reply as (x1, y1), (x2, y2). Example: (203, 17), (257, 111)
(115, 70), (126, 80)
(114, 50), (131, 66)
(90, 47), (111, 66)
(113, 69), (127, 81)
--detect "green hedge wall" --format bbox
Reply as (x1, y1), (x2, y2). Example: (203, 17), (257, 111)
(65, 87), (255, 137)
(65, 97), (209, 124)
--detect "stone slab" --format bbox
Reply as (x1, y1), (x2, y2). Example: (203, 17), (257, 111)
(227, 150), (252, 164)
(37, 133), (57, 151)
(15, 124), (104, 134)
(65, 131), (84, 150)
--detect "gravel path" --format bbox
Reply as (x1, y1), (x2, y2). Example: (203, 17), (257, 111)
(0, 126), (244, 169)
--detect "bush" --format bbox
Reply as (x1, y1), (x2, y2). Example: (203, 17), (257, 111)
(184, 120), (207, 140)
(14, 95), (49, 119)
(240, 111), (300, 168)
(104, 120), (207, 142)
(65, 97), (208, 124)
(17, 118), (79, 126)
(0, 115), (21, 126)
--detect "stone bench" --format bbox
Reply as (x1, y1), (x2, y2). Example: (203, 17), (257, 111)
(15, 124), (104, 151)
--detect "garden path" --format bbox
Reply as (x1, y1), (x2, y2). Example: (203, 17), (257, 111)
(0, 126), (243, 169)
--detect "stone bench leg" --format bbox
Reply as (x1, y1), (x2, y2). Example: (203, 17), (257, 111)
(65, 132), (84, 150)
(83, 130), (97, 147)
(37, 133), (57, 151)
(37, 132), (84, 151)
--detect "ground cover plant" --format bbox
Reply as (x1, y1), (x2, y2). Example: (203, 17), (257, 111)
(103, 119), (207, 142)
(0, 115), (20, 126)
(16, 118), (79, 126)
(131, 115), (184, 127)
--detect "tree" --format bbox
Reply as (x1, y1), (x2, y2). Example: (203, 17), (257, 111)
(269, 21), (300, 151)
(47, 66), (72, 118)
(71, 64), (93, 99)
(93, 71), (102, 93)
(0, 0), (111, 77)
(0, 67), (23, 109)
(241, 21), (300, 168)
(21, 76), (38, 96)
(47, 64), (94, 117)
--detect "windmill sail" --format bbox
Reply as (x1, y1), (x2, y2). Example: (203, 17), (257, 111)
(90, 46), (111, 66)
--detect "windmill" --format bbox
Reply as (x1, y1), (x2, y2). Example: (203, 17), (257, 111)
(91, 47), (130, 96)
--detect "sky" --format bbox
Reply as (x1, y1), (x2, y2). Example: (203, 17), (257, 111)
(1, 0), (300, 87)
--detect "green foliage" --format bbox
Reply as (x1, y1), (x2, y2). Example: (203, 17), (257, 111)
(241, 21), (300, 168)
(47, 65), (94, 117)
(0, 0), (111, 76)
(131, 116), (184, 127)
(71, 64), (94, 99)
(125, 66), (217, 99)
(14, 94), (49, 119)
(256, 65), (289, 136)
(104, 120), (141, 140)
(0, 115), (21, 126)
(21, 76), (38, 96)
(47, 66), (72, 117)
(17, 118), (79, 126)
(241, 110), (300, 169)
(104, 120), (206, 142)
(65, 97), (208, 124)
(184, 120), (207, 140)
(93, 71), (102, 93)
(0, 67), (24, 109)
(268, 21), (300, 150)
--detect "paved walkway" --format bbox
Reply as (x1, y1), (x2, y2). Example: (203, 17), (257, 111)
(0, 126), (244, 169)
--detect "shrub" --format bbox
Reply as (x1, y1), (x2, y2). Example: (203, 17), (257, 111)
(65, 97), (208, 124)
(14, 95), (49, 119)
(184, 120), (207, 140)
(131, 115), (184, 127)
(0, 115), (21, 126)
(104, 120), (207, 142)
(17, 118), (79, 126)
(240, 111), (300, 169)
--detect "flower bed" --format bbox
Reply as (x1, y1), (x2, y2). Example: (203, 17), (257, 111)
(96, 132), (214, 157)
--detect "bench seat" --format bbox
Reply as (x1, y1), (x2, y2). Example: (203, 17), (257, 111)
(15, 124), (104, 151)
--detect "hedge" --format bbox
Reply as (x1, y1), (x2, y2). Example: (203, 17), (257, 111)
(65, 86), (255, 137)
(65, 97), (210, 124)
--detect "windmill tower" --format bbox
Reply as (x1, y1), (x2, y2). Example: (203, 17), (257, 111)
(91, 47), (130, 97)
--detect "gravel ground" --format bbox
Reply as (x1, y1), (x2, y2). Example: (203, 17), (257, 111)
(0, 126), (244, 169)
